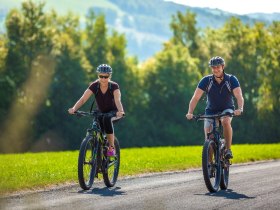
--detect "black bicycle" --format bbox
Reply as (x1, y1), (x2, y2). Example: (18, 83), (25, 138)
(74, 110), (121, 190)
(192, 112), (234, 192)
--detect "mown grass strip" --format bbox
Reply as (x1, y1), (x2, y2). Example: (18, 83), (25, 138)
(0, 143), (279, 194)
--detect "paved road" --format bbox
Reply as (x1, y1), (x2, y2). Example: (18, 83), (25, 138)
(1, 160), (280, 210)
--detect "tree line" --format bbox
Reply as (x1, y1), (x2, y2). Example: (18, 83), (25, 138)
(0, 1), (279, 153)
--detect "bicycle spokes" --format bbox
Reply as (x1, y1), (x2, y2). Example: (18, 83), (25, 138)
(202, 140), (221, 192)
(208, 162), (216, 178)
(220, 156), (231, 190)
(103, 138), (120, 187)
(78, 137), (98, 190)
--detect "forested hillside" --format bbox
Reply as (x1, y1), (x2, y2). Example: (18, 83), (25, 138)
(0, 1), (279, 153)
(1, 0), (280, 61)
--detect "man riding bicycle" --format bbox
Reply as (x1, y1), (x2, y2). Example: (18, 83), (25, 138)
(68, 64), (125, 156)
(186, 56), (244, 159)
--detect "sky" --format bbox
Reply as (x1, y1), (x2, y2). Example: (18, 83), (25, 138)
(167, 0), (280, 15)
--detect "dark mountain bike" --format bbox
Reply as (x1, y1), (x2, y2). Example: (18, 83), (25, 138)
(74, 110), (121, 190)
(192, 112), (234, 192)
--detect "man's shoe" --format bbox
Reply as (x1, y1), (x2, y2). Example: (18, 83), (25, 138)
(225, 149), (233, 159)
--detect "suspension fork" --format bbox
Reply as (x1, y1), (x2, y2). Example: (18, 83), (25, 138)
(92, 132), (102, 172)
(214, 133), (221, 167)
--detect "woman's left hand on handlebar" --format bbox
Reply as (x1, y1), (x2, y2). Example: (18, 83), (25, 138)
(68, 108), (76, 115)
(186, 113), (193, 120)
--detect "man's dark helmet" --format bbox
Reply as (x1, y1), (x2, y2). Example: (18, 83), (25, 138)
(96, 64), (112, 74)
(208, 56), (225, 67)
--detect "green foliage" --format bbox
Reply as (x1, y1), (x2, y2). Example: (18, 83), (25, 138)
(141, 43), (202, 146)
(255, 21), (280, 138)
(170, 10), (199, 55)
(0, 1), (280, 153)
(34, 11), (88, 150)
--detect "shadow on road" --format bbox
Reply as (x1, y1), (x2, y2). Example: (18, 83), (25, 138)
(204, 189), (256, 200)
(78, 187), (126, 197)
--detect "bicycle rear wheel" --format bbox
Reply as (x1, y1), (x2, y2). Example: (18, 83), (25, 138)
(78, 136), (98, 190)
(220, 157), (230, 190)
(202, 139), (221, 192)
(103, 137), (120, 187)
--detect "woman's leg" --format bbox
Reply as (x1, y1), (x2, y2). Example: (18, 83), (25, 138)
(103, 115), (122, 156)
(103, 116), (115, 148)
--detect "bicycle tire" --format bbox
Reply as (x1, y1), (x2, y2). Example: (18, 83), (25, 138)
(78, 136), (98, 190)
(220, 158), (230, 190)
(202, 139), (221, 192)
(103, 137), (120, 187)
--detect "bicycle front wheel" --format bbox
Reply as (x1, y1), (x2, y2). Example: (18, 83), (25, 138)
(78, 136), (98, 190)
(202, 139), (221, 192)
(103, 137), (120, 187)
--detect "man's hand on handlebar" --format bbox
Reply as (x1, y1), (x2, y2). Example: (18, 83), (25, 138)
(234, 109), (243, 116)
(68, 108), (76, 115)
(186, 113), (193, 120)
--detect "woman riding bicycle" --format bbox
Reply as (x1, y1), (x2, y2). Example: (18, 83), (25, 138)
(186, 56), (244, 159)
(68, 64), (125, 156)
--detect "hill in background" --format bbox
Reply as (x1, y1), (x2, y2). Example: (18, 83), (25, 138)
(1, 0), (280, 61)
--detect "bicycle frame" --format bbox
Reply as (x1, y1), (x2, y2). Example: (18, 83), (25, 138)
(76, 110), (121, 189)
(195, 113), (225, 143)
(195, 112), (232, 140)
(85, 113), (111, 174)
(208, 117), (223, 163)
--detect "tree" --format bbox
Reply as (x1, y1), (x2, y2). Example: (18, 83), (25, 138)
(84, 9), (108, 81)
(170, 10), (200, 58)
(107, 30), (141, 147)
(256, 21), (280, 140)
(0, 1), (56, 152)
(142, 42), (202, 146)
(34, 11), (88, 150)
(211, 17), (261, 141)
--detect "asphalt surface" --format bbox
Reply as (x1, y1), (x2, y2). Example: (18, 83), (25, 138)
(1, 160), (280, 210)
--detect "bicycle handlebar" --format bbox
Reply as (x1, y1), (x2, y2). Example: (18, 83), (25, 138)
(192, 112), (234, 121)
(74, 110), (125, 118)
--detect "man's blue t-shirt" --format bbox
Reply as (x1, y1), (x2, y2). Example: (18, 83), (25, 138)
(198, 73), (240, 115)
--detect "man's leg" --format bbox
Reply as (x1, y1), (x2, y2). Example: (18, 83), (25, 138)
(204, 119), (214, 166)
(204, 119), (213, 140)
(221, 116), (233, 158)
(221, 116), (232, 149)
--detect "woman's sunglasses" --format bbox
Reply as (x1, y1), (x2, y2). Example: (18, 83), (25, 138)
(98, 75), (109, 79)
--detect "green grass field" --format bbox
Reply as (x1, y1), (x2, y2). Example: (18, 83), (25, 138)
(1, 144), (280, 195)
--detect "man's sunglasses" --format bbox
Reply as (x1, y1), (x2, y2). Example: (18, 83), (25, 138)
(98, 75), (109, 79)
